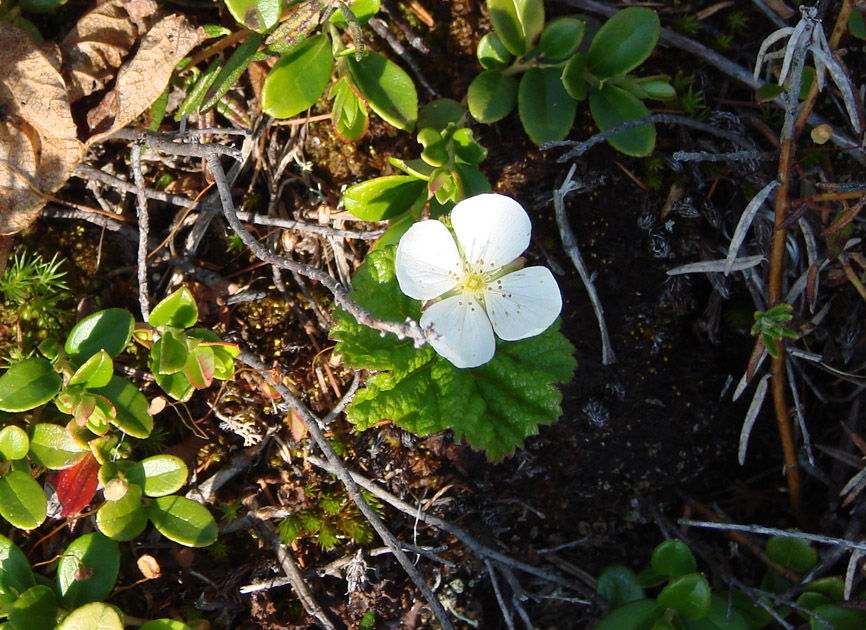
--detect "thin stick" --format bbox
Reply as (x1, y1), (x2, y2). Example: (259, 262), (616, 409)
(679, 519), (866, 553)
(486, 560), (515, 630)
(554, 164), (615, 365)
(236, 350), (455, 630)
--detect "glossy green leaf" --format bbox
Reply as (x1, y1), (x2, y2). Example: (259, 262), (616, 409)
(637, 78), (676, 100)
(849, 8), (865, 39)
(389, 157), (435, 180)
(67, 351), (113, 389)
(765, 535), (817, 573)
(175, 58), (222, 122)
(348, 51), (418, 131)
(657, 573), (711, 621)
(797, 592), (833, 618)
(186, 345), (215, 389)
(330, 0), (380, 26)
(0, 357), (61, 413)
(597, 565), (644, 609)
(755, 82), (785, 104)
(804, 577), (845, 603)
(561, 52), (587, 100)
(224, 0), (280, 32)
(153, 369), (195, 402)
(453, 163), (493, 197)
(589, 84), (654, 156)
(0, 426), (29, 461)
(18, 0), (67, 13)
(55, 602), (124, 630)
(587, 7), (659, 78)
(96, 483), (147, 542)
(140, 621), (195, 630)
(0, 534), (35, 596)
(65, 309), (134, 362)
(262, 34), (334, 119)
(538, 17), (584, 61)
(487, 0), (544, 56)
(127, 455), (188, 497)
(729, 591), (773, 629)
(343, 176), (426, 221)
(595, 599), (663, 630)
(147, 496), (218, 547)
(58, 533), (119, 610)
(149, 287), (198, 329)
(8, 585), (57, 630)
(467, 69), (518, 123)
(689, 595), (749, 630)
(331, 76), (368, 142)
(810, 604), (866, 630)
(200, 32), (265, 112)
(371, 211), (417, 251)
(92, 376), (153, 439)
(452, 128), (487, 164)
(418, 99), (466, 132)
(155, 330), (188, 375)
(651, 540), (697, 577)
(476, 32), (512, 70)
(28, 423), (88, 470)
(518, 67), (577, 145)
(0, 471), (47, 530)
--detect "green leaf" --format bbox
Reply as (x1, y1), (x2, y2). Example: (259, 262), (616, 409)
(487, 0), (544, 56)
(452, 128), (487, 165)
(96, 483), (147, 542)
(67, 351), (113, 389)
(200, 32), (265, 113)
(538, 17), (584, 62)
(343, 176), (426, 221)
(468, 69), (518, 123)
(57, 533), (119, 610)
(587, 7), (659, 78)
(849, 8), (866, 40)
(153, 369), (195, 403)
(185, 345), (215, 389)
(223, 0), (280, 32)
(0, 426), (29, 461)
(0, 534), (36, 596)
(561, 52), (587, 100)
(332, 247), (576, 459)
(55, 602), (124, 630)
(476, 32), (513, 70)
(453, 163), (493, 197)
(589, 84), (655, 156)
(28, 423), (89, 470)
(804, 577), (845, 603)
(140, 621), (195, 630)
(797, 592), (833, 618)
(0, 357), (61, 413)
(657, 573), (711, 621)
(348, 51), (418, 131)
(175, 58), (222, 122)
(0, 470), (47, 530)
(418, 99), (466, 132)
(518, 67), (577, 145)
(154, 330), (188, 375)
(597, 565), (644, 609)
(637, 78), (676, 101)
(262, 34), (334, 119)
(389, 157), (435, 180)
(147, 496), (218, 547)
(65, 309), (134, 362)
(810, 604), (866, 630)
(8, 585), (57, 630)
(729, 591), (773, 629)
(331, 76), (368, 142)
(91, 376), (153, 439)
(765, 535), (817, 573)
(127, 455), (188, 497)
(688, 595), (749, 630)
(149, 287), (198, 329)
(330, 0), (380, 26)
(651, 540), (697, 578)
(595, 599), (664, 630)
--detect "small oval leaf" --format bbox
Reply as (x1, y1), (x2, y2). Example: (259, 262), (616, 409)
(0, 533), (36, 596)
(58, 533), (120, 610)
(149, 287), (198, 329)
(0, 357), (62, 413)
(28, 423), (89, 470)
(45, 452), (100, 517)
(147, 496), (218, 547)
(561, 52), (588, 100)
(65, 309), (134, 362)
(766, 535), (818, 573)
(487, 0), (545, 56)
(224, 0), (280, 32)
(343, 176), (426, 221)
(56, 602), (124, 630)
(595, 599), (663, 630)
(518, 67), (577, 145)
(651, 540), (697, 577)
(588, 84), (655, 156)
(262, 34), (334, 119)
(348, 51), (418, 131)
(68, 350), (113, 389)
(186, 345), (215, 389)
(587, 7), (660, 78)
(0, 470), (47, 530)
(597, 565), (644, 609)
(477, 32), (513, 70)
(127, 455), (188, 498)
(538, 17), (584, 61)
(96, 483), (147, 542)
(92, 376), (153, 439)
(0, 426), (29, 461)
(657, 573), (712, 621)
(467, 69), (518, 123)
(9, 585), (57, 630)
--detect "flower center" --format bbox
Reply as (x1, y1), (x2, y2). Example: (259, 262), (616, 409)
(461, 271), (486, 294)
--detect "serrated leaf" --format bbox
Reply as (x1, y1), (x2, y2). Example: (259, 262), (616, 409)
(58, 533), (119, 610)
(28, 423), (89, 470)
(262, 33), (334, 119)
(0, 426), (29, 460)
(587, 7), (659, 78)
(0, 534), (35, 597)
(55, 602), (124, 630)
(343, 176), (426, 221)
(149, 287), (198, 329)
(468, 69), (518, 123)
(487, 0), (544, 56)
(589, 84), (654, 156)
(65, 309), (133, 362)
(127, 455), (188, 497)
(518, 67), (577, 145)
(348, 51), (418, 131)
(0, 357), (61, 413)
(147, 496), (217, 547)
(92, 376), (153, 439)
(96, 483), (147, 542)
(8, 585), (57, 630)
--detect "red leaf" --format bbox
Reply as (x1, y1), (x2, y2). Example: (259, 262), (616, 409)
(45, 452), (99, 517)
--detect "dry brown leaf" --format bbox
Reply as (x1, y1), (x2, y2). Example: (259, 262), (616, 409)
(0, 23), (83, 235)
(87, 14), (205, 142)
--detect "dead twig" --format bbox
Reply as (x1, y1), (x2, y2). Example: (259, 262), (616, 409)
(130, 139), (151, 320)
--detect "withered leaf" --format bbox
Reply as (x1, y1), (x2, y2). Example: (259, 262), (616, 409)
(87, 14), (205, 142)
(0, 22), (83, 235)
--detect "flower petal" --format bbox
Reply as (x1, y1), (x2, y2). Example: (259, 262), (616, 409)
(451, 194), (531, 270)
(421, 295), (496, 368)
(395, 219), (462, 300)
(485, 267), (562, 341)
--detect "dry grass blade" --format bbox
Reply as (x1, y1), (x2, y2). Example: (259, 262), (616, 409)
(725, 181), (778, 276)
(739, 373), (771, 465)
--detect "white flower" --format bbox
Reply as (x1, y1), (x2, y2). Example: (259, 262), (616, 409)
(395, 193), (562, 369)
